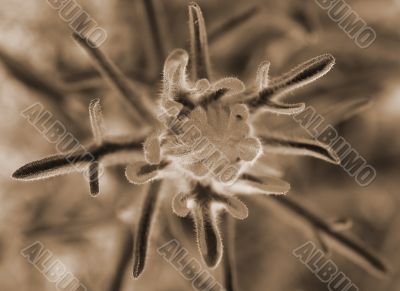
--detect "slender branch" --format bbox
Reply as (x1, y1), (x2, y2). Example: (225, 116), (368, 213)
(0, 47), (81, 134)
(109, 227), (134, 291)
(209, 6), (260, 43)
(0, 48), (66, 99)
(62, 67), (155, 86)
(12, 137), (144, 196)
(223, 214), (239, 291)
(73, 33), (157, 125)
(142, 0), (170, 68)
(13, 138), (143, 179)
(23, 215), (113, 237)
(264, 195), (388, 277)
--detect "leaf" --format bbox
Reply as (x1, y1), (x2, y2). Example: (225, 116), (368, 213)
(89, 98), (106, 145)
(188, 2), (211, 80)
(260, 134), (340, 164)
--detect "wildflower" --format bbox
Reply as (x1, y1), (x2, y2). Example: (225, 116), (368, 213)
(11, 1), (386, 284)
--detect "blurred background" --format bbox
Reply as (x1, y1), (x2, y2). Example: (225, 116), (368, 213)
(0, 0), (399, 290)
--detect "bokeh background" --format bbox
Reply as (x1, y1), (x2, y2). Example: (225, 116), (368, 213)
(0, 0), (399, 290)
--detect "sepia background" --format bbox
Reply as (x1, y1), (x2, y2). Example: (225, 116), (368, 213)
(0, 0), (399, 290)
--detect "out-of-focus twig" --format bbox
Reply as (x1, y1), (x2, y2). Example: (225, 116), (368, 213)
(223, 214), (239, 291)
(0, 47), (82, 134)
(141, 0), (170, 70)
(73, 33), (157, 125)
(209, 5), (261, 43)
(263, 195), (388, 277)
(109, 226), (134, 291)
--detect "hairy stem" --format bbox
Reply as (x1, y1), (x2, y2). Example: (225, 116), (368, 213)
(133, 180), (162, 278)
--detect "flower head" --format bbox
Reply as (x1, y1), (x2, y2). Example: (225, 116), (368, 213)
(12, 0), (346, 278)
(121, 3), (338, 268)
